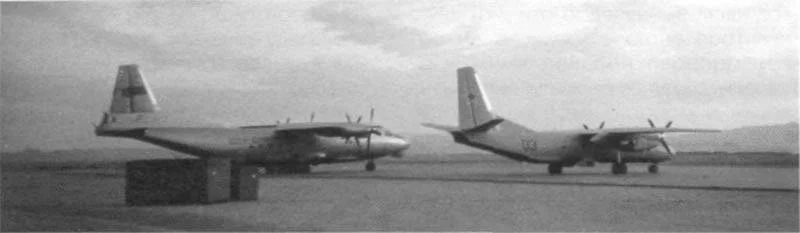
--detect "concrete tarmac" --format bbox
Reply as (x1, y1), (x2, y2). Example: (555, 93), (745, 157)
(2, 161), (798, 231)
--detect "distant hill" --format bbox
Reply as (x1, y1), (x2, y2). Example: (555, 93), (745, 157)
(409, 122), (799, 154)
(669, 122), (798, 153)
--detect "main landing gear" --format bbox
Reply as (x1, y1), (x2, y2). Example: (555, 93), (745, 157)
(648, 164), (659, 174)
(547, 163), (562, 175)
(365, 160), (376, 172)
(611, 163), (627, 175)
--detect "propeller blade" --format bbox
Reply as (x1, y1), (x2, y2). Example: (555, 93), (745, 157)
(365, 131), (372, 156)
(285, 117), (291, 124)
(598, 121), (605, 129)
(346, 114), (352, 123)
(310, 112), (315, 122)
(659, 138), (674, 156)
(355, 137), (360, 147)
(356, 116), (362, 123)
(369, 107), (375, 123)
(583, 124), (589, 130)
(647, 119), (655, 128)
(665, 121), (673, 128)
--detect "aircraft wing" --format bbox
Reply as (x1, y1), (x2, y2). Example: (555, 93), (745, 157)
(580, 127), (722, 144)
(583, 127), (721, 135)
(272, 122), (382, 137)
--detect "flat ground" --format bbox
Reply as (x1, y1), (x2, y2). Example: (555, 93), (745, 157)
(2, 158), (798, 231)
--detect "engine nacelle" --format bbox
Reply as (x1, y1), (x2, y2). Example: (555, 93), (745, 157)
(617, 135), (660, 152)
(295, 152), (327, 162)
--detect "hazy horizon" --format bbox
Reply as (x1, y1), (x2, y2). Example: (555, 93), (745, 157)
(2, 1), (797, 151)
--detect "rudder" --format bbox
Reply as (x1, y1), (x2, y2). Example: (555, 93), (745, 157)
(109, 64), (159, 113)
(96, 64), (161, 136)
(457, 66), (496, 130)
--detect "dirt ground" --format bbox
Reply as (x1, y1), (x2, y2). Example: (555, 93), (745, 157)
(2, 160), (797, 232)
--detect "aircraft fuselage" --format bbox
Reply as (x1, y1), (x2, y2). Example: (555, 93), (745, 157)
(451, 120), (671, 166)
(100, 126), (409, 165)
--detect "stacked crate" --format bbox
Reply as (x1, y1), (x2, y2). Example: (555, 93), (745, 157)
(230, 163), (259, 201)
(125, 158), (231, 205)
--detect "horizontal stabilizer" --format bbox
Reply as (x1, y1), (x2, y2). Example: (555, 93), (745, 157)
(463, 118), (504, 133)
(421, 123), (460, 133)
(422, 118), (504, 133)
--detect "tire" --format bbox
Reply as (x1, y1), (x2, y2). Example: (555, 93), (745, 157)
(548, 164), (562, 175)
(648, 164), (658, 174)
(612, 163), (627, 175)
(365, 161), (376, 171)
(299, 164), (311, 174)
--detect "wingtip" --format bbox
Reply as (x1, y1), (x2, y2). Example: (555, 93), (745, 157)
(119, 64), (139, 69)
(457, 66), (475, 73)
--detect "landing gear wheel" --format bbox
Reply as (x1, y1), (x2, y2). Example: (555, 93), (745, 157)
(298, 164), (311, 174)
(547, 164), (562, 175)
(611, 163), (628, 175)
(365, 161), (376, 172)
(648, 164), (659, 174)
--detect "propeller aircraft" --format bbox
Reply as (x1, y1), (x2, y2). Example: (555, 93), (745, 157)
(422, 66), (721, 175)
(95, 64), (410, 173)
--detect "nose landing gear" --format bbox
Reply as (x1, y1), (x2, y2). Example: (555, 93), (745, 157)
(365, 160), (376, 172)
(547, 163), (563, 175)
(611, 163), (627, 175)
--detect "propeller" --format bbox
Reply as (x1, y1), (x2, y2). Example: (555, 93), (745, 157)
(580, 121), (605, 166)
(285, 117), (291, 124)
(648, 118), (674, 155)
(583, 121), (605, 130)
(343, 109), (378, 148)
(309, 112), (315, 122)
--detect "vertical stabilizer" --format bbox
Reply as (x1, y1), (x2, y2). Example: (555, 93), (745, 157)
(457, 67), (496, 130)
(96, 64), (161, 136)
(110, 64), (159, 113)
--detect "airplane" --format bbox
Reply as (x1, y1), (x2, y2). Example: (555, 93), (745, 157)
(422, 66), (720, 175)
(95, 64), (410, 173)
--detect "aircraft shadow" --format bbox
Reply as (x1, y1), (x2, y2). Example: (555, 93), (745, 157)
(285, 171), (798, 193)
(52, 167), (797, 193)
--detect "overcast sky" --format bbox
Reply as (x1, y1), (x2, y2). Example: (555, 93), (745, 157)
(2, 0), (797, 151)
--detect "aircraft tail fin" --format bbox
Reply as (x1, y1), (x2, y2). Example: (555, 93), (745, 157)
(457, 66), (498, 130)
(109, 64), (159, 114)
(96, 64), (161, 136)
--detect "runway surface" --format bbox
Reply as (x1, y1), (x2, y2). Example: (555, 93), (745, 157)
(2, 161), (798, 231)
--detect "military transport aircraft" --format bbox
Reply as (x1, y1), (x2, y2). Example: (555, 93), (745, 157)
(422, 66), (720, 175)
(95, 64), (410, 173)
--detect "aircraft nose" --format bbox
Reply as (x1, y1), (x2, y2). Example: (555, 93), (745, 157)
(392, 137), (411, 151)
